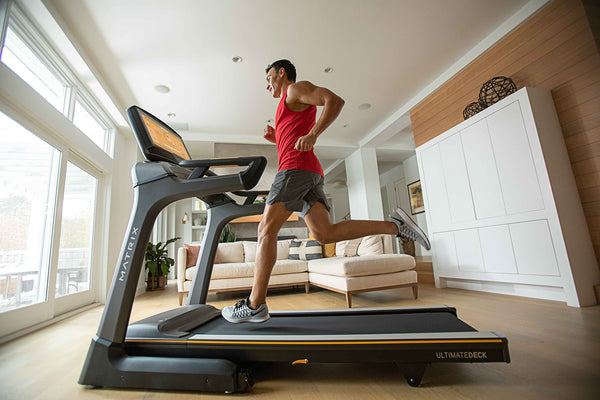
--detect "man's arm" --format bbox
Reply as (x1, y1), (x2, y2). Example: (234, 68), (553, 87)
(287, 81), (345, 151)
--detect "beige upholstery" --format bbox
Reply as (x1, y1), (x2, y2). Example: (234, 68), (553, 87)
(177, 240), (308, 305)
(307, 254), (415, 277)
(308, 235), (418, 307)
(177, 235), (418, 307)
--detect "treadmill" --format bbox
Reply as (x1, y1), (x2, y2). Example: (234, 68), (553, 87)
(79, 106), (510, 393)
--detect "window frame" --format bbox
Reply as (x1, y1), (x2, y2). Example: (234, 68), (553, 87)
(1, 1), (116, 157)
(0, 0), (119, 336)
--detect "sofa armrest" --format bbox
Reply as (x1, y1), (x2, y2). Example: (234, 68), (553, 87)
(177, 247), (188, 292)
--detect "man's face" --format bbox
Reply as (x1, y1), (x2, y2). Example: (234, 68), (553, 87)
(266, 67), (283, 98)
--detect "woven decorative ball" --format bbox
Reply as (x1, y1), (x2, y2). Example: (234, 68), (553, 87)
(463, 101), (484, 120)
(479, 76), (517, 107)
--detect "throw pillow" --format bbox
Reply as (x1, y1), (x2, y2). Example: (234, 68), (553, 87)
(184, 244), (201, 268)
(357, 235), (384, 256)
(288, 239), (323, 261)
(288, 239), (302, 260)
(322, 242), (336, 258)
(343, 238), (362, 257)
(304, 240), (323, 260)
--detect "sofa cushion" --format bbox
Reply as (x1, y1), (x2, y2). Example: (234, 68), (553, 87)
(308, 270), (417, 292)
(243, 240), (291, 262)
(357, 235), (384, 256)
(307, 254), (415, 277)
(216, 242), (244, 263)
(289, 239), (323, 261)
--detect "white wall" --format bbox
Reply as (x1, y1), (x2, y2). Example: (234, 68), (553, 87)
(345, 148), (384, 220)
(105, 137), (140, 298)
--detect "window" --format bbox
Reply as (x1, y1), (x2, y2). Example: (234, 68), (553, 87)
(73, 98), (107, 150)
(0, 3), (115, 156)
(1, 26), (66, 112)
(0, 111), (60, 312)
(55, 162), (96, 298)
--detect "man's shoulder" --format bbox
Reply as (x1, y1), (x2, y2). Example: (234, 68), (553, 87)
(286, 81), (316, 97)
(286, 81), (318, 108)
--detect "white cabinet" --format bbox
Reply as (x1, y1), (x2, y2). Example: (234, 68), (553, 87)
(461, 120), (506, 219)
(182, 198), (207, 244)
(416, 87), (599, 307)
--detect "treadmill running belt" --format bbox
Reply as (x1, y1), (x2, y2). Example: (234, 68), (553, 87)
(193, 311), (477, 336)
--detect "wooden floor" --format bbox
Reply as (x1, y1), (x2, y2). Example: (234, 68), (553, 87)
(1, 281), (599, 400)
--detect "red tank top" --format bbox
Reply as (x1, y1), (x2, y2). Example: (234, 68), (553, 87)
(275, 90), (323, 176)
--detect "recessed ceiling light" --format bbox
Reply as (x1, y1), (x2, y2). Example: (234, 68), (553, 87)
(232, 56), (243, 63)
(154, 84), (170, 94)
(324, 67), (334, 73)
(167, 113), (176, 118)
(358, 103), (371, 110)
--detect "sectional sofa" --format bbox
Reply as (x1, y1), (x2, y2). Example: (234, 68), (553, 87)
(177, 234), (418, 307)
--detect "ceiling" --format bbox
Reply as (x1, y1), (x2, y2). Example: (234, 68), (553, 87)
(48, 0), (531, 180)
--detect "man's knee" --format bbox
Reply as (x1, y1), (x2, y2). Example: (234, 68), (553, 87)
(308, 228), (334, 245)
(257, 219), (281, 240)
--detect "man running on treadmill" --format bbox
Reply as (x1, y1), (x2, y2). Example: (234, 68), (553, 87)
(222, 59), (430, 323)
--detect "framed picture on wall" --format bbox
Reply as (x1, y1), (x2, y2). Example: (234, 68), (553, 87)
(407, 180), (425, 215)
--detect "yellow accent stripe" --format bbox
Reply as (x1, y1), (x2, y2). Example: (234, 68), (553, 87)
(126, 339), (503, 345)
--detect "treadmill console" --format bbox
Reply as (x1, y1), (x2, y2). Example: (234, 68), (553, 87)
(127, 105), (191, 164)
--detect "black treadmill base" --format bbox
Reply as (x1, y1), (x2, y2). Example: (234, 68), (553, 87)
(78, 336), (252, 393)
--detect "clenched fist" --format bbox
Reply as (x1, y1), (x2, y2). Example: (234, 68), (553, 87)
(294, 134), (317, 151)
(264, 125), (276, 143)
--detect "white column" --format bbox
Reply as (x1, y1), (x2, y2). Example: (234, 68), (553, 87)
(344, 148), (384, 220)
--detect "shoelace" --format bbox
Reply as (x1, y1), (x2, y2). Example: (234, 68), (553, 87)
(232, 299), (251, 318)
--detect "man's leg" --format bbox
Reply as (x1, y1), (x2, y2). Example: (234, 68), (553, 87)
(221, 202), (291, 323)
(248, 202), (292, 308)
(304, 202), (431, 249)
(304, 202), (397, 244)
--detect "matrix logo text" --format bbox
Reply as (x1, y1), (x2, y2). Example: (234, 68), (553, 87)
(119, 227), (139, 281)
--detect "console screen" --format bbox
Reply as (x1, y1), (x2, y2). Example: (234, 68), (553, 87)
(141, 114), (190, 161)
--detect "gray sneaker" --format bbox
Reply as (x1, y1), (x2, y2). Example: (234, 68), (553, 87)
(390, 207), (431, 250)
(221, 297), (270, 323)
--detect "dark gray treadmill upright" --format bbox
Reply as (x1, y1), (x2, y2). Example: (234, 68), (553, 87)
(78, 106), (510, 394)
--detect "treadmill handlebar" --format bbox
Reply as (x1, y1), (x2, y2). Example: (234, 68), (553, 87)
(179, 156), (266, 190)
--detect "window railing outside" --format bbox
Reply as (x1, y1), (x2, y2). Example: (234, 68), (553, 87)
(55, 162), (96, 298)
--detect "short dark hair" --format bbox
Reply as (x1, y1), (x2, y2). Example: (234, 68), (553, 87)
(266, 59), (296, 82)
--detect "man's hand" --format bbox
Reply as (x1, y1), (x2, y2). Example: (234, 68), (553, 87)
(295, 133), (317, 151)
(264, 125), (276, 143)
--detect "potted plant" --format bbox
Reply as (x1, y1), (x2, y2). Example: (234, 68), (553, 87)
(145, 237), (180, 290)
(220, 224), (237, 243)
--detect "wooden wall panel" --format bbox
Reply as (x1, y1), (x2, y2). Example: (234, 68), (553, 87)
(410, 0), (600, 267)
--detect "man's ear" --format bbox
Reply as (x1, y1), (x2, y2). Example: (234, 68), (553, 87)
(279, 67), (286, 78)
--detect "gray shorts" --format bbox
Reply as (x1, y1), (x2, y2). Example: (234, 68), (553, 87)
(266, 169), (330, 217)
